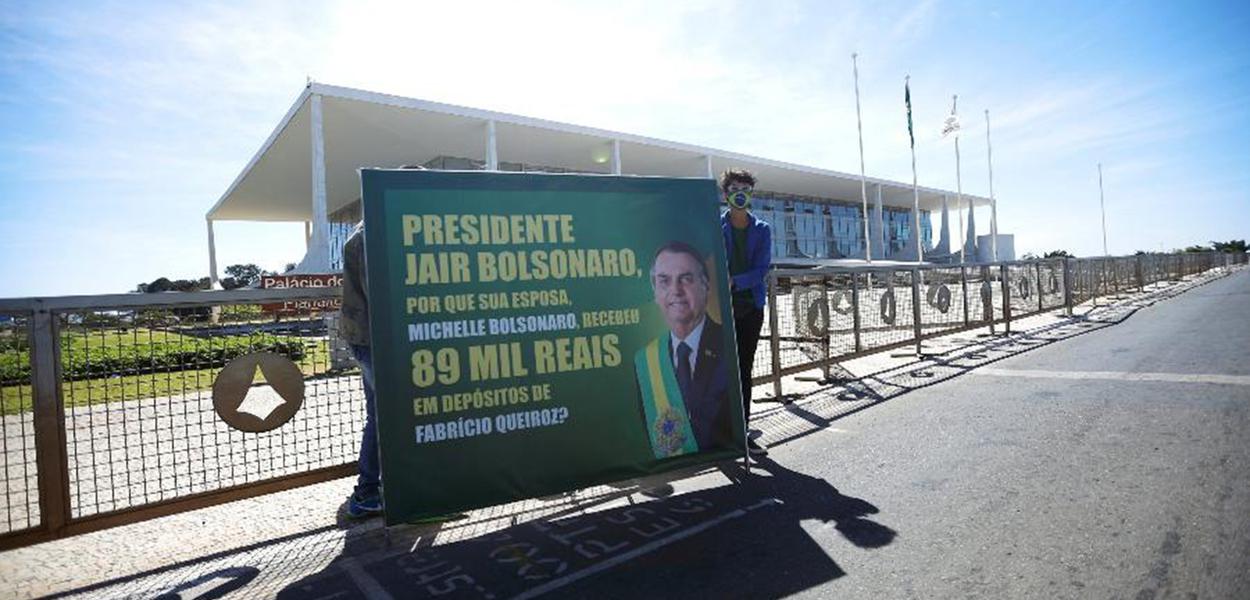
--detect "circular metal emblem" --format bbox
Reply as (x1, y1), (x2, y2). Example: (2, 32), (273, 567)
(1016, 276), (1033, 300)
(212, 351), (305, 432)
(880, 288), (897, 325)
(927, 284), (952, 314)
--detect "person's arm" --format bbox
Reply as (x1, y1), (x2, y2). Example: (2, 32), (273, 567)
(731, 221), (772, 291)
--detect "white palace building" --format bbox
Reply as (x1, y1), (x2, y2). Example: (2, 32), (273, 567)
(205, 82), (1012, 282)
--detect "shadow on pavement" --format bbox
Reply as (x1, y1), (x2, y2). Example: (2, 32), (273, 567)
(276, 459), (895, 599)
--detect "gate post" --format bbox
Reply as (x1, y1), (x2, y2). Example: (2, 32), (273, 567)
(767, 272), (783, 401)
(1001, 264), (1013, 334)
(911, 268), (923, 355)
(30, 306), (71, 537)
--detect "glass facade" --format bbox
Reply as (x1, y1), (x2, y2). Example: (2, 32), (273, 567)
(753, 191), (931, 260)
(324, 159), (935, 269)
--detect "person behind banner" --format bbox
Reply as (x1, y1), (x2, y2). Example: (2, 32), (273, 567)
(340, 221), (383, 518)
(634, 241), (734, 459)
(721, 168), (771, 456)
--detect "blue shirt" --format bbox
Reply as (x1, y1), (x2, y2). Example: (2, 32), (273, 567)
(721, 210), (772, 310)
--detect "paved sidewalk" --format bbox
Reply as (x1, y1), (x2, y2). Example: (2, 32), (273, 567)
(0, 267), (1238, 599)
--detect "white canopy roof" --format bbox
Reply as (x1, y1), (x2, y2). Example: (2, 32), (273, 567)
(207, 82), (989, 223)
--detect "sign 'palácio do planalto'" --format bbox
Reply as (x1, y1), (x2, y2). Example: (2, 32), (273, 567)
(361, 169), (746, 524)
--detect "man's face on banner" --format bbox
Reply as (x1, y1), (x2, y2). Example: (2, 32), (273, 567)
(652, 250), (709, 333)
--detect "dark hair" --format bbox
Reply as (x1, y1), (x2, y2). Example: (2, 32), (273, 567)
(650, 240), (709, 284)
(719, 168), (757, 193)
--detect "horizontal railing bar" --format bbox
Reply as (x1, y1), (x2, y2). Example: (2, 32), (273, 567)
(0, 463), (357, 552)
(0, 287), (341, 312)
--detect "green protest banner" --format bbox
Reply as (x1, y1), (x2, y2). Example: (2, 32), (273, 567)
(361, 170), (745, 524)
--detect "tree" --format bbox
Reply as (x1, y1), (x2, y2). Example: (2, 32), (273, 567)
(1043, 250), (1072, 258)
(224, 264), (266, 288)
(1183, 245), (1212, 254)
(1211, 239), (1247, 253)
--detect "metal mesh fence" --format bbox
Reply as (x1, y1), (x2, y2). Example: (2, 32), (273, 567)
(0, 312), (39, 535)
(915, 266), (967, 338)
(1005, 263), (1040, 318)
(856, 269), (917, 353)
(1038, 260), (1066, 311)
(55, 302), (363, 519)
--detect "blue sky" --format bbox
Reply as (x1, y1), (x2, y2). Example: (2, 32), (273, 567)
(1, 0), (1247, 296)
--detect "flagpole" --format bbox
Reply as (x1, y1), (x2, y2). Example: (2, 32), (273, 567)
(1099, 162), (1108, 256)
(906, 76), (924, 263)
(985, 109), (999, 262)
(853, 53), (872, 263)
(952, 95), (965, 263)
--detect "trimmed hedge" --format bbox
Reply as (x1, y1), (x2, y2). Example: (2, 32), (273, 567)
(0, 334), (306, 385)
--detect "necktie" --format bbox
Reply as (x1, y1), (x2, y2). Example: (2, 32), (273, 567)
(676, 341), (693, 401)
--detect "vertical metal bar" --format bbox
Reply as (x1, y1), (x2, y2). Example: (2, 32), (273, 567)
(30, 308), (70, 535)
(982, 264), (995, 335)
(1001, 264), (1012, 334)
(1063, 258), (1074, 316)
(960, 265), (970, 327)
(819, 276), (831, 381)
(1036, 261), (1044, 312)
(851, 272), (862, 353)
(767, 272), (783, 400)
(1135, 255), (1144, 292)
(910, 268), (923, 354)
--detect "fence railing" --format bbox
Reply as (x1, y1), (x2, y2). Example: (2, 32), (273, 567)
(0, 287), (357, 550)
(750, 252), (1247, 398)
(0, 252), (1244, 549)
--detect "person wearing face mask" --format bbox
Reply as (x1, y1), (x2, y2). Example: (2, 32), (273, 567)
(720, 168), (771, 456)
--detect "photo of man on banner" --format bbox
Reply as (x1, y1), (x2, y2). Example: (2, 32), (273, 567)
(634, 241), (735, 459)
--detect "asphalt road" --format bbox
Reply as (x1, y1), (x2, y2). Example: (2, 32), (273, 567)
(536, 269), (1250, 599)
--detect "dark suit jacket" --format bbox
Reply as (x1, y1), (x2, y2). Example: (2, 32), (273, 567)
(682, 319), (734, 451)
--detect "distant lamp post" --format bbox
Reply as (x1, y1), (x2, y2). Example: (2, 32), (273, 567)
(1098, 163), (1109, 256)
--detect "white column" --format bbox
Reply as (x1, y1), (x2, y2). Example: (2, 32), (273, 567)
(486, 120), (498, 171)
(610, 139), (621, 175)
(304, 221), (312, 248)
(309, 93), (330, 272)
(956, 193), (965, 263)
(872, 184), (885, 258)
(935, 194), (950, 256)
(704, 155), (714, 179)
(206, 218), (220, 289)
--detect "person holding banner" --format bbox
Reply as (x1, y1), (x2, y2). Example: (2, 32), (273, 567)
(721, 168), (771, 457)
(635, 241), (734, 459)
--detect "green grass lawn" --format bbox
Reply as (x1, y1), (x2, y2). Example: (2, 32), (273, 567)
(1, 327), (344, 416)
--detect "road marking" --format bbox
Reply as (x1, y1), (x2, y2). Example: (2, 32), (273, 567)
(972, 368), (1250, 386)
(340, 556), (395, 600)
(511, 498), (781, 600)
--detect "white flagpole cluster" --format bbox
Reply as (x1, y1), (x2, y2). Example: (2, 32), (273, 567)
(943, 94), (965, 262)
(852, 53), (872, 263)
(985, 109), (999, 262)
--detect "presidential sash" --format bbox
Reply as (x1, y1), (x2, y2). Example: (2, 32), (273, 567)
(634, 338), (699, 459)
